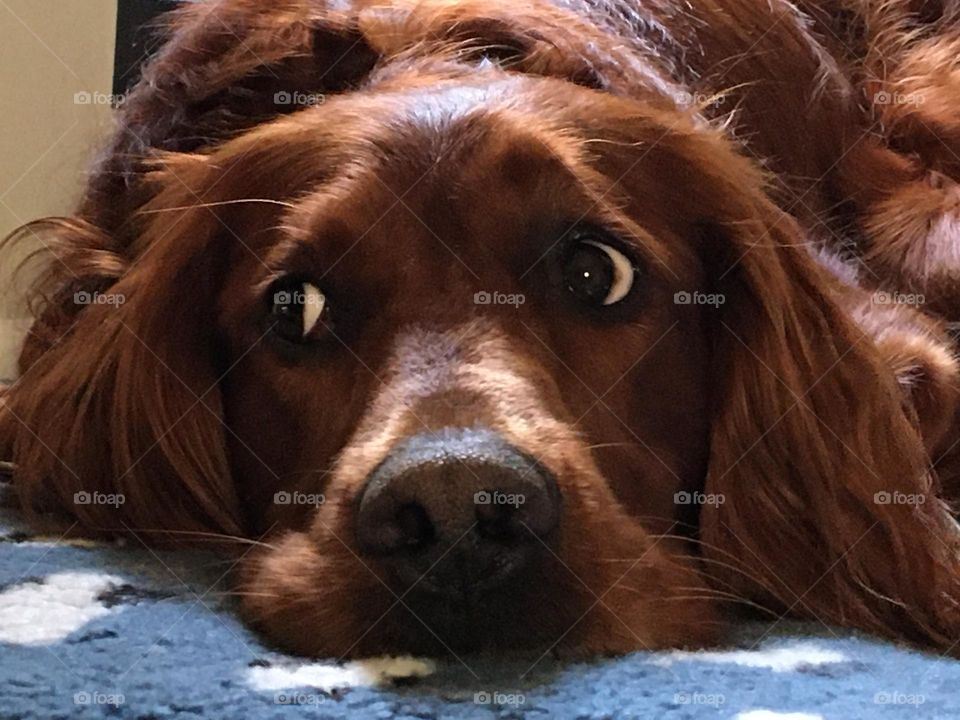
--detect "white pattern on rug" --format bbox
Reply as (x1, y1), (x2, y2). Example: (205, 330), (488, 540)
(248, 656), (436, 692)
(0, 572), (123, 645)
(652, 642), (846, 672)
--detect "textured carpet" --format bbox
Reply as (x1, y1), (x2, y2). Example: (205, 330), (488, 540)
(0, 481), (957, 719)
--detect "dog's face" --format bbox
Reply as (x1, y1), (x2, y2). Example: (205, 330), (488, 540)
(7, 1), (960, 659)
(213, 69), (719, 654)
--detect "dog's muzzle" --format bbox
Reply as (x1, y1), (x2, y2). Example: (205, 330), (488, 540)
(356, 427), (562, 598)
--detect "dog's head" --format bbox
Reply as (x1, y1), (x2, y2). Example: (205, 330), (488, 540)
(4, 0), (960, 657)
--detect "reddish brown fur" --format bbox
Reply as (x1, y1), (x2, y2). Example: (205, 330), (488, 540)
(2, 0), (960, 657)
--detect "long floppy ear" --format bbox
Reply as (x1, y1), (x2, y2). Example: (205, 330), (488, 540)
(567, 100), (960, 647)
(2, 2), (377, 538)
(698, 193), (960, 648)
(0, 157), (243, 538)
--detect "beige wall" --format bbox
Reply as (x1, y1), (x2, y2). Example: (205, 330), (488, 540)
(0, 0), (118, 379)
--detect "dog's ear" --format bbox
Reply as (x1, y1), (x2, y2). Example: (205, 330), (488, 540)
(696, 190), (960, 647)
(87, 0), (378, 232)
(0, 155), (243, 538)
(563, 106), (960, 646)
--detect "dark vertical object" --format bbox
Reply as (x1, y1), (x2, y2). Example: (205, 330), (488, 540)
(113, 0), (180, 98)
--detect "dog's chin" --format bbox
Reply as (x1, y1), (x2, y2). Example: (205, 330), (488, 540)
(235, 505), (723, 658)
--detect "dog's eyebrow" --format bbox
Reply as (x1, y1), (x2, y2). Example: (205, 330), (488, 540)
(263, 235), (327, 276)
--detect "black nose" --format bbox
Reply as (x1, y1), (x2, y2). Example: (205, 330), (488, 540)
(356, 427), (561, 597)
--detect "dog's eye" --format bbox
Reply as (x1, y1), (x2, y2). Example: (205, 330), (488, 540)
(268, 278), (330, 343)
(563, 234), (636, 306)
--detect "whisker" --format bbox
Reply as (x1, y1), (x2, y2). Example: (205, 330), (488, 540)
(123, 528), (278, 550)
(583, 442), (641, 451)
(667, 550), (771, 582)
(614, 582), (778, 617)
(668, 586), (781, 618)
(591, 533), (791, 609)
(138, 198), (296, 214)
(659, 594), (771, 614)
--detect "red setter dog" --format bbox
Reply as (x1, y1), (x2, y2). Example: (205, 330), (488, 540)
(2, 0), (960, 657)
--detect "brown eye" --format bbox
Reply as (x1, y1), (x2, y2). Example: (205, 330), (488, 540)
(563, 233), (637, 306)
(268, 278), (330, 343)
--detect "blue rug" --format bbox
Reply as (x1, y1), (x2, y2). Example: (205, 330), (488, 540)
(0, 481), (957, 720)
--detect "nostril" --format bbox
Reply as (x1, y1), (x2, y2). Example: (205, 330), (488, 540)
(475, 500), (522, 542)
(395, 502), (435, 551)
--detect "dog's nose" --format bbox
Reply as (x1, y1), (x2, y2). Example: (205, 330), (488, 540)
(356, 427), (561, 596)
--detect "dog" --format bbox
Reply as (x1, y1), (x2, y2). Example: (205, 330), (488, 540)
(2, 0), (960, 658)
